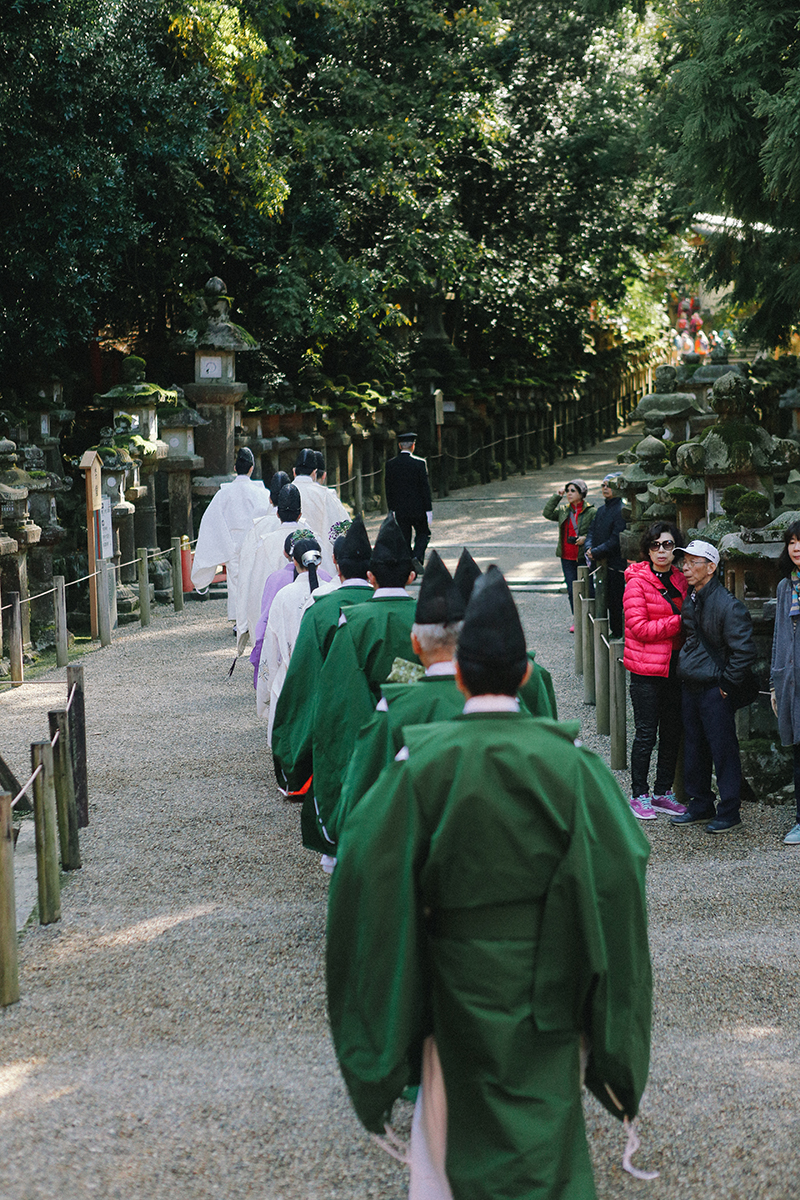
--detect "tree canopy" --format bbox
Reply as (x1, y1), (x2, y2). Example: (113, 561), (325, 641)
(0, 0), (670, 398)
(659, 1), (800, 346)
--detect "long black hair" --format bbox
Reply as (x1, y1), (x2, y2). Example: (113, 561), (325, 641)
(777, 520), (800, 578)
(292, 537), (322, 591)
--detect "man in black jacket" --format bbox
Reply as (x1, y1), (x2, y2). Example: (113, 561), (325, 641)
(384, 431), (433, 571)
(584, 472), (627, 637)
(672, 539), (756, 834)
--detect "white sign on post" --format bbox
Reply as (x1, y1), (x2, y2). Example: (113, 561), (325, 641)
(99, 495), (114, 559)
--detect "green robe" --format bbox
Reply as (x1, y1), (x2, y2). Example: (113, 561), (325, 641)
(329, 651), (557, 844)
(311, 595), (419, 839)
(327, 713), (652, 1200)
(271, 582), (373, 795)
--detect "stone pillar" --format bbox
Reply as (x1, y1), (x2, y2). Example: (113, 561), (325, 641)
(186, 380), (247, 477)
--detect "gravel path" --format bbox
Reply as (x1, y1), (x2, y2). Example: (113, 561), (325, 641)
(1, 431), (799, 1199)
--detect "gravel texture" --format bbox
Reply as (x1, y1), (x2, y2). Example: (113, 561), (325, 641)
(1, 429), (799, 1199)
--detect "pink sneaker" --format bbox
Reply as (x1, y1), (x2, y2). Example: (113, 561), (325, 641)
(651, 791), (687, 816)
(630, 795), (657, 821)
(569, 624), (575, 633)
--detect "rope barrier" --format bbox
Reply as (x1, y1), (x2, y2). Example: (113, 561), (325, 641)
(11, 763), (41, 809)
(0, 541), (187, 612)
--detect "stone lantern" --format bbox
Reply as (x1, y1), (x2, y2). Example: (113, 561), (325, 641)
(0, 437), (42, 649)
(158, 406), (207, 541)
(176, 277), (260, 486)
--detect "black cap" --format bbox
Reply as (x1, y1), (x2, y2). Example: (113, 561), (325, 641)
(235, 446), (255, 473)
(337, 514), (371, 565)
(458, 566), (526, 664)
(294, 448), (317, 474)
(277, 482), (302, 521)
(453, 549), (481, 605)
(370, 514), (412, 570)
(398, 431), (417, 444)
(415, 551), (466, 624)
(269, 470), (291, 505)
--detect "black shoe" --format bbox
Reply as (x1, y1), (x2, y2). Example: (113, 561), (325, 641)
(670, 809), (715, 826)
(706, 816), (742, 834)
(411, 557), (424, 575)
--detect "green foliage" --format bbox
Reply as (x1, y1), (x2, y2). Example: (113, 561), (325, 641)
(0, 0), (670, 396)
(658, 0), (800, 346)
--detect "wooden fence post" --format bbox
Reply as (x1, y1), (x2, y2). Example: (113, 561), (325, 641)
(48, 710), (82, 872)
(8, 591), (23, 686)
(609, 641), (627, 770)
(582, 599), (596, 705)
(0, 792), (19, 1007)
(31, 741), (60, 925)
(54, 575), (69, 667)
(574, 567), (588, 676)
(594, 617), (610, 735)
(97, 560), (112, 647)
(171, 538), (185, 613)
(137, 548), (151, 627)
(67, 664), (89, 828)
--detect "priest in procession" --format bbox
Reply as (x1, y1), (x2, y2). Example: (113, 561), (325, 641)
(236, 483), (312, 651)
(190, 446), (273, 621)
(329, 549), (558, 845)
(327, 566), (653, 1200)
(271, 517), (374, 808)
(291, 448), (350, 576)
(309, 514), (421, 845)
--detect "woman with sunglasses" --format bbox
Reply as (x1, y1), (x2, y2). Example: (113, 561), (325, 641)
(622, 521), (688, 820)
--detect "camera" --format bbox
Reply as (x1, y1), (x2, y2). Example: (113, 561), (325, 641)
(566, 535), (578, 544)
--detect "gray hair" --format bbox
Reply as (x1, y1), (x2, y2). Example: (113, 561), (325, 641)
(411, 621), (463, 655)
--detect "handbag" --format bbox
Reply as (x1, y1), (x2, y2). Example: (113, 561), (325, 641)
(695, 627), (759, 710)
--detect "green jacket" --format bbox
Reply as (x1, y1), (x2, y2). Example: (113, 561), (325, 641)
(542, 493), (596, 558)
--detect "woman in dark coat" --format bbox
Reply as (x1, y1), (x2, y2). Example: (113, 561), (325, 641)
(770, 520), (800, 844)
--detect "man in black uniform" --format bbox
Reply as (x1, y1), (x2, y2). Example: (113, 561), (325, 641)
(384, 431), (433, 572)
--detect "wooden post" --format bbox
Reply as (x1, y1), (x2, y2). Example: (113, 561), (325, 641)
(31, 740), (60, 925)
(97, 559), (112, 647)
(54, 575), (69, 667)
(573, 569), (588, 676)
(8, 591), (23, 686)
(137, 548), (151, 627)
(171, 538), (185, 613)
(0, 792), (19, 1007)
(609, 641), (627, 770)
(48, 710), (82, 872)
(582, 599), (596, 705)
(594, 617), (610, 735)
(67, 664), (89, 828)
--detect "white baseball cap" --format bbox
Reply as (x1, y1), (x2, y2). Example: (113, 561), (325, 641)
(683, 539), (720, 566)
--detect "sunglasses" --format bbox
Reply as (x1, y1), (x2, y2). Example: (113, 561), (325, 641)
(650, 539), (675, 551)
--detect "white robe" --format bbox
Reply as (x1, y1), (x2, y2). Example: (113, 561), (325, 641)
(191, 475), (274, 619)
(261, 572), (319, 737)
(236, 519), (311, 652)
(291, 475), (349, 576)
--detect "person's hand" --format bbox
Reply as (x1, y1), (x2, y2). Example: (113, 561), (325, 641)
(771, 687), (778, 716)
(576, 535), (586, 546)
(585, 548), (593, 561)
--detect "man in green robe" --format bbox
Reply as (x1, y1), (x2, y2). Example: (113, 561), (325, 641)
(311, 514), (421, 845)
(271, 516), (374, 801)
(327, 567), (652, 1200)
(330, 549), (559, 845)
(329, 549), (467, 843)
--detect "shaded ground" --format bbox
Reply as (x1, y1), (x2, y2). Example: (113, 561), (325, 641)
(1, 429), (798, 1199)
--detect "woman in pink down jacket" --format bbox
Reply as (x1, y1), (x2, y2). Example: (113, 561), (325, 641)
(623, 521), (689, 821)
